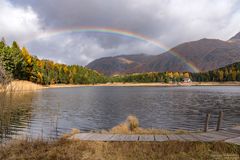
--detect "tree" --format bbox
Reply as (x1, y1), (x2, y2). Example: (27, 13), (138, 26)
(0, 61), (11, 85)
(232, 70), (237, 81)
(237, 71), (240, 81)
(183, 72), (190, 78)
(218, 70), (224, 81)
(0, 38), (6, 49)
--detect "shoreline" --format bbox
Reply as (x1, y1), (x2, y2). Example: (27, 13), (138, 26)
(47, 81), (240, 88)
(2, 81), (240, 92)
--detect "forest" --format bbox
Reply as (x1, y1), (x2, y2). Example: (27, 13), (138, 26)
(1, 39), (240, 85)
(0, 39), (107, 85)
(110, 63), (240, 83)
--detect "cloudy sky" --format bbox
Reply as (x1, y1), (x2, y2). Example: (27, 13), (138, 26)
(1, 0), (240, 65)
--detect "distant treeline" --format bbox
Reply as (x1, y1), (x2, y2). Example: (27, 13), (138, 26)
(110, 63), (240, 83)
(110, 72), (190, 83)
(191, 62), (240, 82)
(0, 39), (107, 85)
(1, 39), (240, 85)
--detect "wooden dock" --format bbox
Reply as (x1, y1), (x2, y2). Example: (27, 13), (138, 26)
(70, 126), (240, 145)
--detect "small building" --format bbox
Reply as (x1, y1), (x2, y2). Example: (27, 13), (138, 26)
(183, 78), (192, 83)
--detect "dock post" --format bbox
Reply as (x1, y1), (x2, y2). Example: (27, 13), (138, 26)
(216, 111), (223, 131)
(204, 113), (211, 132)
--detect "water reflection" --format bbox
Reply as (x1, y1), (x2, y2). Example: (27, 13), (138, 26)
(0, 92), (34, 141)
(1, 86), (240, 141)
(31, 86), (240, 134)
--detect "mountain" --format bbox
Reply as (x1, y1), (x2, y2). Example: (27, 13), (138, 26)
(87, 54), (155, 75)
(229, 32), (240, 44)
(87, 32), (240, 75)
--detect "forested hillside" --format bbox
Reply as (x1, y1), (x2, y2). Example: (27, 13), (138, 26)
(109, 62), (240, 83)
(191, 62), (240, 82)
(0, 39), (107, 85)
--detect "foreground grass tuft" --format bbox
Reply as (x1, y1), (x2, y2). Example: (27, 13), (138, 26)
(109, 115), (189, 135)
(0, 139), (240, 160)
(127, 115), (139, 131)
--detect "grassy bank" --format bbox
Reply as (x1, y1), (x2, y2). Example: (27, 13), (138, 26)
(0, 139), (239, 160)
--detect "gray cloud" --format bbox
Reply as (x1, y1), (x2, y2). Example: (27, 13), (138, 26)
(4, 0), (240, 65)
(27, 33), (162, 65)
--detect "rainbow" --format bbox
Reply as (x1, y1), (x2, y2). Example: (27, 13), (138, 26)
(30, 26), (200, 72)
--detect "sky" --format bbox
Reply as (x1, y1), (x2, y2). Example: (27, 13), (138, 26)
(1, 0), (240, 65)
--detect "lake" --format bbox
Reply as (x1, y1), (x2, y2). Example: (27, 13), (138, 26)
(1, 86), (240, 141)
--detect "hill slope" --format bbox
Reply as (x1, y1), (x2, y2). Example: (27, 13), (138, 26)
(87, 32), (240, 75)
(87, 54), (155, 75)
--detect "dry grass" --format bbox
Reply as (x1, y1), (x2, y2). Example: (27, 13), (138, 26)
(127, 115), (139, 131)
(2, 80), (44, 92)
(109, 115), (189, 135)
(0, 139), (239, 160)
(62, 128), (81, 139)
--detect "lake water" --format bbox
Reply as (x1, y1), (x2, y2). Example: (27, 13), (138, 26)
(1, 86), (240, 141)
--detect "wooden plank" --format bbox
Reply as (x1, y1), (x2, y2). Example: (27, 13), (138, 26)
(86, 134), (113, 141)
(216, 111), (223, 131)
(178, 134), (198, 141)
(109, 134), (127, 141)
(167, 134), (184, 141)
(70, 132), (239, 142)
(225, 137), (240, 145)
(210, 131), (239, 139)
(109, 135), (139, 141)
(71, 133), (93, 140)
(139, 135), (155, 141)
(189, 134), (212, 142)
(109, 134), (139, 141)
(199, 133), (227, 141)
(218, 130), (240, 136)
(204, 113), (211, 132)
(226, 126), (240, 135)
(123, 135), (139, 141)
(231, 126), (240, 131)
(154, 135), (169, 142)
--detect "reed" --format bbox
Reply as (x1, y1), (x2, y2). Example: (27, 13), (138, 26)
(0, 92), (33, 139)
(4, 80), (44, 92)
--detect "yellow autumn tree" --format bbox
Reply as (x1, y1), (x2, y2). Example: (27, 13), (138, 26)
(183, 72), (190, 78)
(22, 47), (32, 65)
(232, 70), (237, 81)
(218, 70), (224, 81)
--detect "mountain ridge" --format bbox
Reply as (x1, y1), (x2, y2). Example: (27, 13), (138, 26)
(87, 32), (240, 76)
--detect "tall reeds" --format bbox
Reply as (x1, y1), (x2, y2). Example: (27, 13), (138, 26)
(5, 81), (43, 92)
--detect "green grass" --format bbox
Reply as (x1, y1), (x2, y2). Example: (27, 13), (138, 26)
(0, 139), (239, 160)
